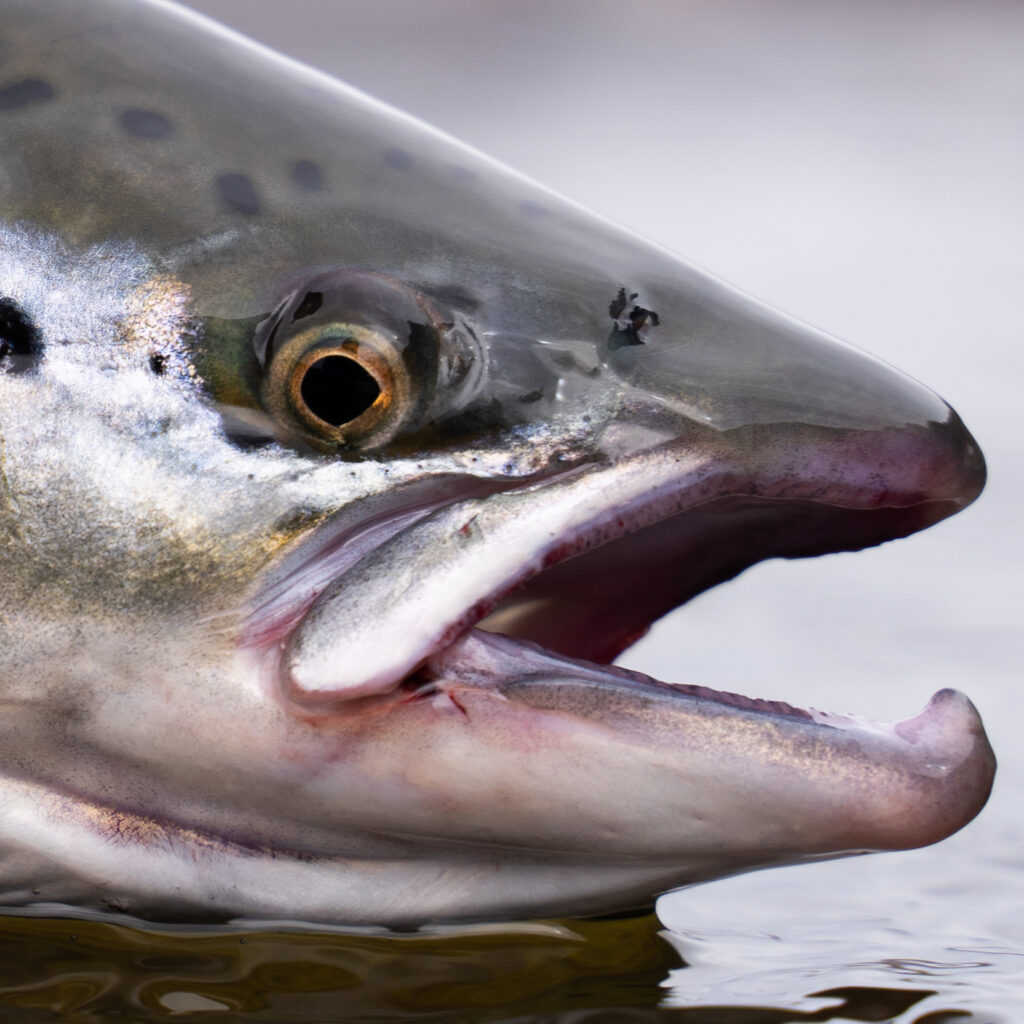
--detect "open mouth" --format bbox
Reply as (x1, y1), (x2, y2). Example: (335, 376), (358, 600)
(476, 491), (957, 669)
(265, 411), (984, 717)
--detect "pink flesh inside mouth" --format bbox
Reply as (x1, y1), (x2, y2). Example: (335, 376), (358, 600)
(417, 494), (956, 724)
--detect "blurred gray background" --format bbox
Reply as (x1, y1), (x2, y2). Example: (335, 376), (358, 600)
(180, 0), (1022, 992)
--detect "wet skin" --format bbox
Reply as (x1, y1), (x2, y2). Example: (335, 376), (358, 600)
(0, 0), (994, 925)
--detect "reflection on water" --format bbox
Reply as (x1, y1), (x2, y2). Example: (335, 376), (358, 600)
(656, 820), (1024, 1024)
(0, 912), (679, 1021)
(0, 908), (1017, 1022)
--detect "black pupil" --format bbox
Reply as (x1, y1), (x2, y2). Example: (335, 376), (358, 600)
(300, 354), (381, 426)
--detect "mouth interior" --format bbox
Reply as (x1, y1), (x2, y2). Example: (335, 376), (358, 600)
(476, 494), (956, 676)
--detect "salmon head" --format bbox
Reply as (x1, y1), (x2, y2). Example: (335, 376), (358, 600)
(0, 0), (993, 925)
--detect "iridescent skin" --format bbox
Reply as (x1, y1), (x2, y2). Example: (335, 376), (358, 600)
(0, 0), (993, 925)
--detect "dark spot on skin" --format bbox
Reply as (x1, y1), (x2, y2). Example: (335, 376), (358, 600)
(148, 352), (167, 375)
(291, 159), (323, 191)
(608, 287), (631, 321)
(0, 297), (41, 371)
(216, 172), (261, 215)
(119, 108), (175, 139)
(292, 291), (323, 321)
(518, 388), (543, 403)
(0, 78), (54, 111)
(607, 287), (660, 350)
(384, 147), (413, 171)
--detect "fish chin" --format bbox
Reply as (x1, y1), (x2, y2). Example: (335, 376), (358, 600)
(422, 628), (995, 858)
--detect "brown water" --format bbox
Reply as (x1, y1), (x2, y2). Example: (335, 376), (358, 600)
(2, 876), (1020, 1023)
(3, 907), (1015, 1023)
(0, 912), (672, 1021)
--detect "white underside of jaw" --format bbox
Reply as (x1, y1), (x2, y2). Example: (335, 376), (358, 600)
(0, 773), (759, 927)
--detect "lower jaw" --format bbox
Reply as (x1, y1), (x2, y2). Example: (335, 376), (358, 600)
(412, 628), (994, 860)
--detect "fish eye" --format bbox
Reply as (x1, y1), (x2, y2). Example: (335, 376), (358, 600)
(266, 320), (405, 448)
(256, 271), (446, 451)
